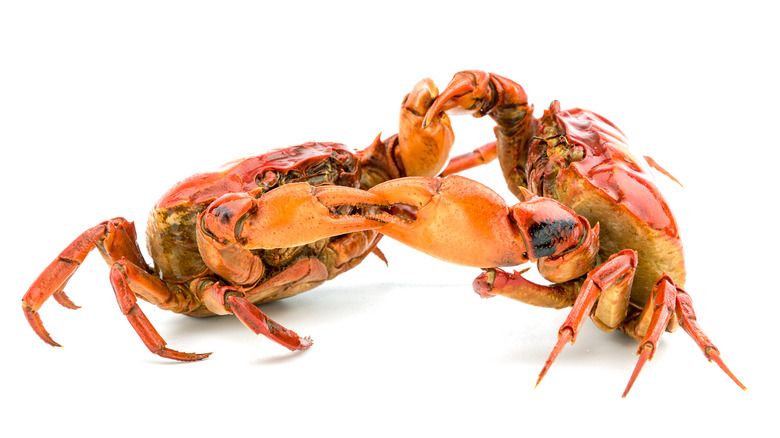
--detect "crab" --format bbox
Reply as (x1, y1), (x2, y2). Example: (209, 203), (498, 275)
(414, 70), (746, 396)
(250, 70), (745, 396)
(22, 78), (455, 360)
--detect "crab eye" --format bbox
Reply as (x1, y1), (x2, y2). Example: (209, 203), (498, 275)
(569, 147), (585, 162)
(255, 171), (278, 191)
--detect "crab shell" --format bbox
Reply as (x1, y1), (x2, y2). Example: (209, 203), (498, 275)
(145, 142), (372, 315)
(522, 101), (685, 307)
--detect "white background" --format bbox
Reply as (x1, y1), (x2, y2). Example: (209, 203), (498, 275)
(1, 1), (776, 436)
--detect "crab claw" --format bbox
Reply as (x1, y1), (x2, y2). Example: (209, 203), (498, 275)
(397, 78), (455, 177)
(423, 70), (531, 130)
(423, 70), (495, 128)
(198, 183), (389, 252)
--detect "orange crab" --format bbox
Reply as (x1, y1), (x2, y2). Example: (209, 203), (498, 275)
(409, 71), (745, 395)
(22, 78), (455, 360)
(421, 70), (744, 396)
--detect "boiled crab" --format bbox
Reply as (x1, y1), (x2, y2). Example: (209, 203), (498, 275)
(410, 70), (745, 396)
(22, 79), (454, 360)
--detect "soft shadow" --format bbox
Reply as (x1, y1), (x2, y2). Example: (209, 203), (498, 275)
(149, 280), (404, 360)
(250, 348), (312, 366)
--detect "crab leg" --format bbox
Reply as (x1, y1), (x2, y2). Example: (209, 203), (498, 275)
(622, 276), (746, 396)
(22, 217), (210, 360)
(621, 275), (677, 396)
(200, 282), (313, 351)
(675, 290), (746, 391)
(23, 218), (148, 347)
(535, 250), (638, 388)
(439, 141), (497, 176)
(110, 259), (211, 361)
(23, 223), (105, 347)
(473, 267), (576, 308)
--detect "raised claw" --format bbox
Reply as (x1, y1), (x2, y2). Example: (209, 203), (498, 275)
(422, 70), (495, 128)
(403, 77), (440, 118)
(397, 78), (455, 177)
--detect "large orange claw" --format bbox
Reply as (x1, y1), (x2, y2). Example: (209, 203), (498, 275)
(364, 175), (589, 269)
(197, 183), (388, 253)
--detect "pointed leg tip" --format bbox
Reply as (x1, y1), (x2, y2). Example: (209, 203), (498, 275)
(36, 326), (62, 348)
(623, 345), (653, 398)
(295, 336), (313, 351)
(707, 350), (747, 391)
(159, 348), (213, 362)
(535, 328), (574, 389)
(621, 386), (634, 398)
(53, 291), (81, 310)
(23, 308), (63, 348)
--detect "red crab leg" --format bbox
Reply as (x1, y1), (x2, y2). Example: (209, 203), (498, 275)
(23, 222), (112, 347)
(110, 258), (211, 361)
(675, 289), (746, 391)
(228, 295), (312, 351)
(473, 267), (575, 308)
(202, 283), (313, 351)
(622, 275), (677, 397)
(537, 250), (637, 388)
(22, 218), (151, 348)
(621, 276), (746, 396)
(643, 155), (683, 187)
(439, 141), (497, 176)
(52, 290), (80, 309)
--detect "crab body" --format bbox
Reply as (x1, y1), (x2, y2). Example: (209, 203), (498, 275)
(526, 103), (684, 308)
(146, 142), (369, 316)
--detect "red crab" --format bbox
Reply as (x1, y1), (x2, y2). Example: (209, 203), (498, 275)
(22, 78), (454, 360)
(409, 70), (746, 396)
